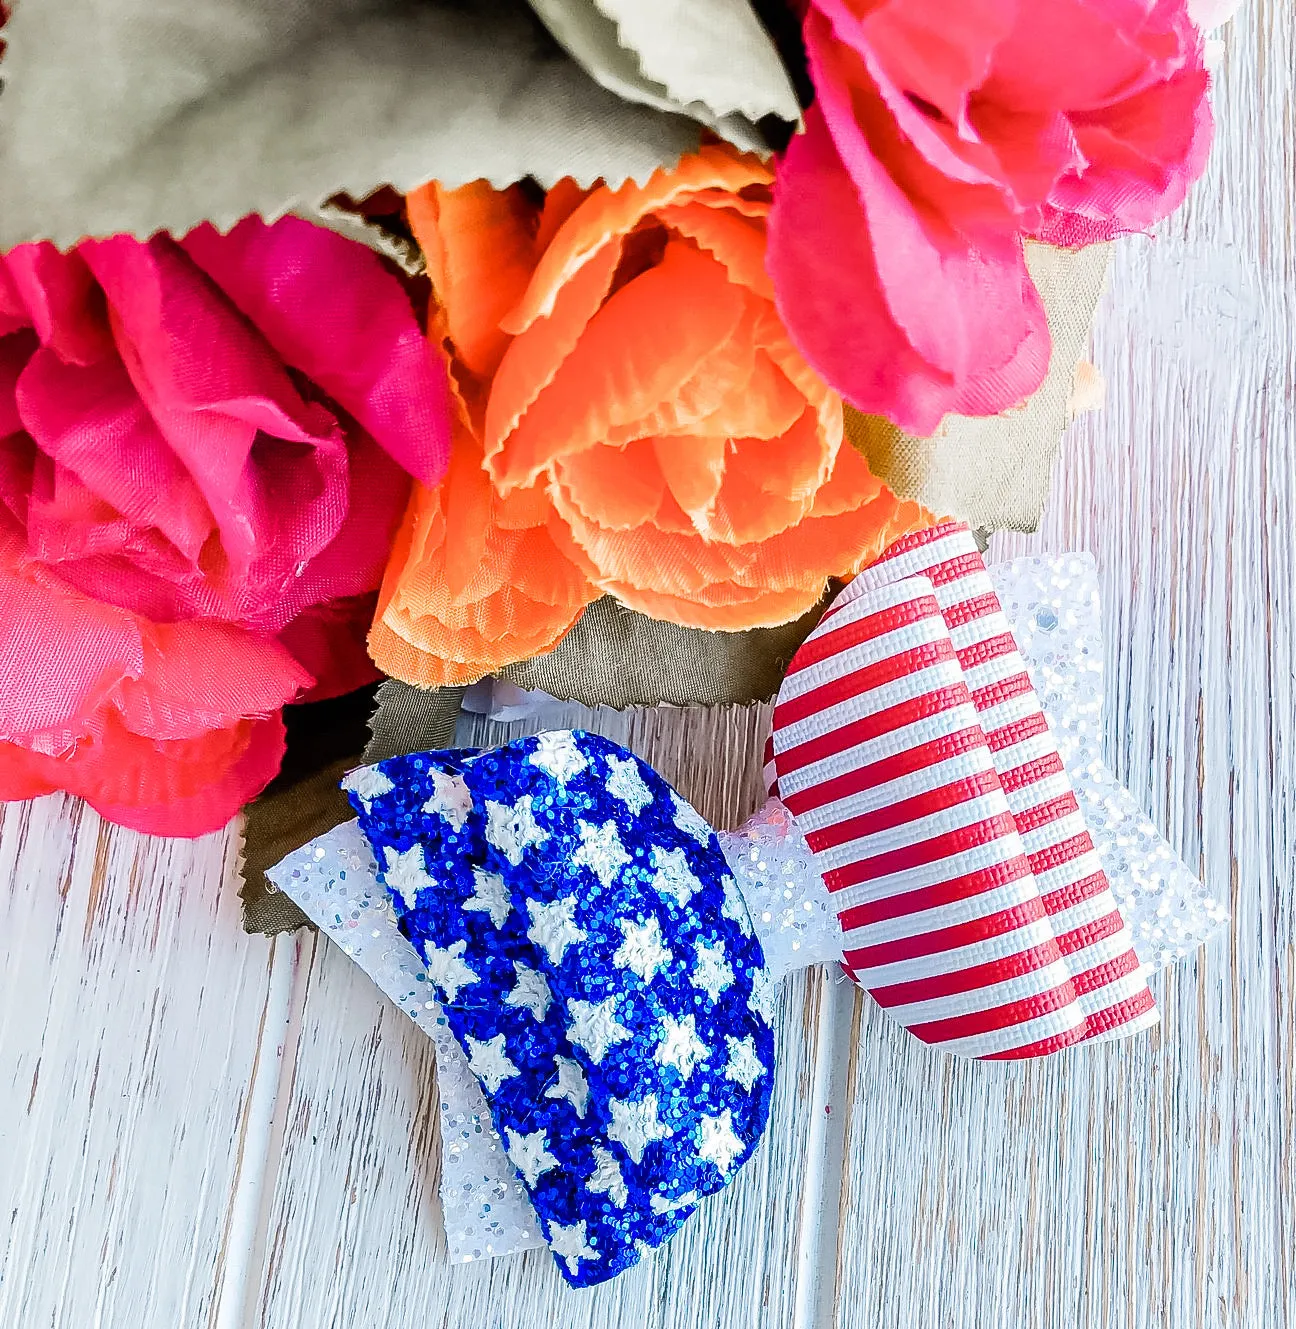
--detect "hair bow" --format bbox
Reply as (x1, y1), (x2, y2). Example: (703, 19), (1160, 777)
(767, 522), (1157, 1058)
(340, 731), (775, 1287)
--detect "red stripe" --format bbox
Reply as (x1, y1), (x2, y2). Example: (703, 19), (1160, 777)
(907, 978), (1081, 1044)
(779, 727), (991, 818)
(970, 669), (1034, 712)
(772, 684), (974, 777)
(1024, 830), (1094, 878)
(954, 631), (1018, 671)
(865, 933), (1069, 1009)
(774, 638), (955, 727)
(843, 897), (1051, 969)
(835, 855), (1033, 930)
(978, 1025), (1090, 1060)
(807, 767), (1004, 851)
(868, 521), (968, 561)
(820, 811), (1020, 889)
(981, 987), (1155, 1059)
(997, 751), (1066, 793)
(1038, 870), (1114, 918)
(986, 711), (1050, 751)
(1052, 909), (1124, 957)
(1012, 790), (1080, 835)
(783, 595), (941, 678)
(944, 591), (1002, 631)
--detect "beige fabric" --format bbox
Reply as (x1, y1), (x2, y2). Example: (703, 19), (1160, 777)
(846, 243), (1113, 532)
(0, 0), (700, 248)
(527, 0), (798, 153)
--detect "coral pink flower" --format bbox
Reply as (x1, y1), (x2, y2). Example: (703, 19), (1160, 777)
(769, 0), (1213, 434)
(0, 216), (451, 834)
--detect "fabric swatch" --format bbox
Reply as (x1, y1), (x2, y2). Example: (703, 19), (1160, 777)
(0, 0), (701, 248)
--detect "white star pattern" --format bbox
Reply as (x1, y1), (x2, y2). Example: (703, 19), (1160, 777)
(504, 961), (552, 1022)
(548, 1219), (597, 1275)
(649, 1189), (698, 1216)
(422, 939), (479, 1001)
(654, 1013), (710, 1080)
(526, 895), (587, 964)
(528, 731), (589, 785)
(421, 768), (472, 830)
(546, 1056), (590, 1118)
(381, 843), (434, 911)
(672, 792), (713, 846)
(749, 965), (778, 1025)
(724, 1035), (766, 1091)
(466, 1033), (519, 1093)
(566, 996), (631, 1064)
(572, 819), (631, 888)
(463, 867), (512, 929)
(506, 1127), (558, 1187)
(691, 938), (735, 1003)
(605, 753), (653, 815)
(613, 915), (673, 983)
(696, 1109), (745, 1175)
(341, 764), (393, 811)
(607, 1093), (673, 1164)
(649, 846), (702, 908)
(485, 795), (549, 866)
(720, 874), (754, 936)
(587, 1145), (629, 1208)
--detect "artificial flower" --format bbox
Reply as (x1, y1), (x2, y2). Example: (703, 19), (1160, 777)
(371, 145), (925, 687)
(0, 215), (452, 830)
(768, 0), (1214, 435)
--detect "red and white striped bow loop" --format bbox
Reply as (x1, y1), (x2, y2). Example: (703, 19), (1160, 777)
(766, 522), (1156, 1059)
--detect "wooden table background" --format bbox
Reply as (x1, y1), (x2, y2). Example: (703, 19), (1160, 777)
(1, 7), (1292, 1327)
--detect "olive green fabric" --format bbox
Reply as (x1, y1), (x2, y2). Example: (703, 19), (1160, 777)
(0, 0), (700, 248)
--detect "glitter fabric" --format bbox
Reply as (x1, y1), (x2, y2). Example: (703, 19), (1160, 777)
(988, 554), (1228, 967)
(343, 731), (774, 1288)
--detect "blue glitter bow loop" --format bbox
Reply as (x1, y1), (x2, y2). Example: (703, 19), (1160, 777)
(343, 730), (776, 1288)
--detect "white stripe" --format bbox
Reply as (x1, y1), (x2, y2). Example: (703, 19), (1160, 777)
(881, 957), (1079, 1026)
(777, 615), (949, 704)
(817, 570), (940, 625)
(1035, 850), (1107, 899)
(849, 915), (1061, 988)
(927, 1000), (1088, 1059)
(974, 689), (1043, 736)
(808, 789), (1012, 873)
(960, 652), (1030, 698)
(949, 609), (1017, 654)
(1040, 892), (1127, 947)
(999, 770), (1075, 816)
(848, 530), (980, 596)
(838, 875), (1053, 947)
(1019, 810), (1092, 858)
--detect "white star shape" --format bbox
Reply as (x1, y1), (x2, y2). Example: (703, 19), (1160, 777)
(724, 1035), (766, 1091)
(607, 1093), (673, 1164)
(720, 874), (753, 936)
(341, 764), (394, 811)
(421, 768), (472, 830)
(463, 867), (511, 929)
(381, 843), (434, 911)
(749, 966), (778, 1025)
(672, 792), (713, 846)
(526, 895), (587, 965)
(465, 1033), (519, 1093)
(422, 938), (479, 1001)
(566, 996), (631, 1064)
(654, 1013), (710, 1080)
(572, 819), (631, 888)
(506, 1126), (558, 1187)
(649, 1189), (698, 1216)
(485, 795), (549, 866)
(650, 845), (702, 908)
(587, 1145), (629, 1208)
(697, 1109), (745, 1175)
(691, 938), (735, 1003)
(613, 915), (673, 984)
(528, 731), (589, 785)
(605, 753), (653, 815)
(548, 1219), (597, 1275)
(546, 1056), (590, 1118)
(504, 961), (552, 1022)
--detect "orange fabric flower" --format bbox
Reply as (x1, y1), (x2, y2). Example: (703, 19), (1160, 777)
(372, 145), (926, 686)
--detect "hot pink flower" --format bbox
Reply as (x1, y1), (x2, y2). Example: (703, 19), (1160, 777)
(0, 216), (451, 834)
(768, 0), (1213, 434)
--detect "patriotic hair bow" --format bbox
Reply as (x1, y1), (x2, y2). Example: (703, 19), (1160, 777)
(340, 731), (775, 1287)
(767, 522), (1157, 1058)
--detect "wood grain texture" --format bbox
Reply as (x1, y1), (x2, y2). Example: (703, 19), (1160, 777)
(0, 6), (1290, 1328)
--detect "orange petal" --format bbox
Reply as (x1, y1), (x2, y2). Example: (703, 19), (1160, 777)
(652, 434), (727, 528)
(553, 438), (669, 531)
(657, 202), (774, 298)
(501, 144), (774, 336)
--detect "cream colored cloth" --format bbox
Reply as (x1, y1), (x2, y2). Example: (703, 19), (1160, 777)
(0, 0), (701, 247)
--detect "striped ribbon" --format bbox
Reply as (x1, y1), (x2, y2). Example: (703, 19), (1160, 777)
(766, 522), (1156, 1059)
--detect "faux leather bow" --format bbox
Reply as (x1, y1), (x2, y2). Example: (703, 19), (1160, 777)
(767, 522), (1157, 1058)
(343, 731), (773, 1287)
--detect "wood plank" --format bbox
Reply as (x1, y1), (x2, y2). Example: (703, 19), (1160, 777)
(251, 704), (833, 1327)
(0, 797), (277, 1329)
(832, 7), (1295, 1325)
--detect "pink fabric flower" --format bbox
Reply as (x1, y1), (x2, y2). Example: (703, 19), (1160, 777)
(0, 216), (452, 834)
(768, 0), (1214, 434)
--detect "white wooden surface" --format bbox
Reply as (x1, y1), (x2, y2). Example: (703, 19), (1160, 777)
(1, 8), (1291, 1327)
